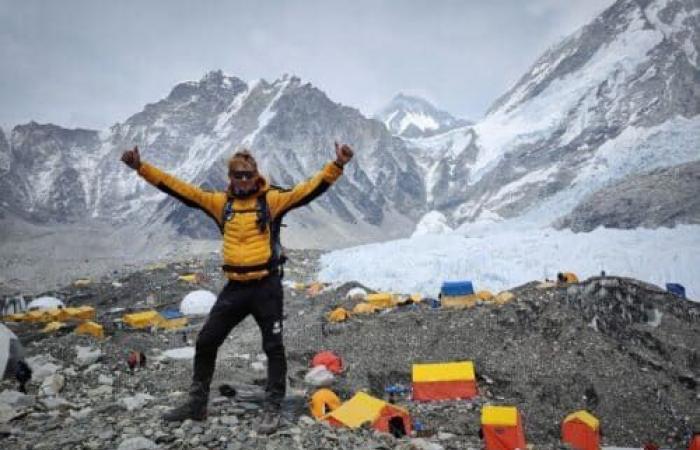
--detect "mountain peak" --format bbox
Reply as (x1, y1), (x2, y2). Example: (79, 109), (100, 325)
(375, 93), (470, 138)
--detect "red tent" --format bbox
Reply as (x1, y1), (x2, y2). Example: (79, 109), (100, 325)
(561, 410), (600, 450)
(311, 350), (343, 374)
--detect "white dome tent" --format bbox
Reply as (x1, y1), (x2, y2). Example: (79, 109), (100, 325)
(179, 290), (217, 316)
(27, 296), (64, 311)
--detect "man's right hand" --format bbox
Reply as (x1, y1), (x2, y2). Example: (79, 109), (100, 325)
(121, 146), (141, 170)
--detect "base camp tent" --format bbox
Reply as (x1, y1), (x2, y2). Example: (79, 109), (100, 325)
(561, 410), (600, 450)
(180, 290), (217, 316)
(412, 361), (477, 401)
(324, 392), (412, 437)
(481, 405), (527, 450)
(0, 323), (25, 380)
(310, 388), (342, 419)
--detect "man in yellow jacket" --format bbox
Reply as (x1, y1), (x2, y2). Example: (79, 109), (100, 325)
(121, 142), (353, 433)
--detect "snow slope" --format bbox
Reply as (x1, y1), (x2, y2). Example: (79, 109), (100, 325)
(318, 224), (700, 301)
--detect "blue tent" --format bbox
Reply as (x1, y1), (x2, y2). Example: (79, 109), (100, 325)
(161, 308), (184, 320)
(666, 283), (686, 299)
(440, 281), (474, 297)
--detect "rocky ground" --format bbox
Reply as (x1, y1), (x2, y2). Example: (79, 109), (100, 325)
(0, 249), (698, 450)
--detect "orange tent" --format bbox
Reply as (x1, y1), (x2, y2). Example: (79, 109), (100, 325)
(412, 361), (477, 401)
(481, 405), (527, 450)
(561, 410), (600, 450)
(309, 389), (342, 419)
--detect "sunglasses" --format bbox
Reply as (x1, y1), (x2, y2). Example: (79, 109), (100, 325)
(230, 170), (255, 181)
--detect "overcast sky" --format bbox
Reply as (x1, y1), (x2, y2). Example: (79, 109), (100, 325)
(0, 0), (615, 130)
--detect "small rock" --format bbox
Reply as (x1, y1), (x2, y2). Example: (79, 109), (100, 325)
(0, 390), (35, 408)
(98, 428), (115, 440)
(220, 415), (239, 426)
(121, 393), (154, 411)
(298, 415), (316, 426)
(251, 361), (265, 371)
(117, 436), (157, 450)
(75, 346), (102, 367)
(40, 374), (65, 397)
(39, 396), (74, 411)
(69, 407), (93, 419)
(99, 374), (114, 385)
(87, 385), (113, 397)
(437, 431), (456, 440)
(83, 363), (103, 374)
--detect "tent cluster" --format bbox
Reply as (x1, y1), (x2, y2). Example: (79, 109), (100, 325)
(327, 291), (425, 323)
(439, 280), (515, 309)
(2, 297), (103, 339)
(305, 351), (612, 449)
(3, 284), (220, 341)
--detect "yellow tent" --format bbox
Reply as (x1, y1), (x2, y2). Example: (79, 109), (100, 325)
(324, 392), (412, 435)
(73, 278), (92, 287)
(42, 321), (66, 333)
(409, 293), (423, 303)
(494, 291), (515, 305)
(558, 272), (579, 283)
(352, 303), (379, 315)
(75, 321), (104, 339)
(325, 392), (386, 428)
(4, 313), (25, 322)
(366, 293), (395, 309)
(60, 306), (96, 321)
(123, 310), (165, 329)
(441, 294), (479, 309)
(178, 273), (198, 283)
(476, 290), (494, 301)
(157, 317), (189, 330)
(327, 308), (351, 323)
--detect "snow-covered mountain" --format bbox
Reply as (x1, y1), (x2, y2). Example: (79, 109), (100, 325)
(2, 0), (698, 255)
(410, 0), (700, 229)
(374, 93), (470, 138)
(0, 72), (425, 248)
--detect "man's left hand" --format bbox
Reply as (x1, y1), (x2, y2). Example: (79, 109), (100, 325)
(334, 141), (354, 167)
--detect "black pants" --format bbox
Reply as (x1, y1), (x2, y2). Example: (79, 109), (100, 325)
(193, 273), (286, 405)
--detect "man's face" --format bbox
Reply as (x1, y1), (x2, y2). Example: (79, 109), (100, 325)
(228, 159), (259, 196)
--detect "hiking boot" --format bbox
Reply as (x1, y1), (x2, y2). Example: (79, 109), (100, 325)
(256, 405), (282, 435)
(162, 381), (208, 422)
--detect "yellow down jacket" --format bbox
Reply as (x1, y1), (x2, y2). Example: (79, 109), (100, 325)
(137, 160), (343, 281)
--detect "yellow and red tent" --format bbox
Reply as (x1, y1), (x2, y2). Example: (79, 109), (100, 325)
(481, 405), (527, 450)
(412, 361), (477, 401)
(562, 410), (600, 450)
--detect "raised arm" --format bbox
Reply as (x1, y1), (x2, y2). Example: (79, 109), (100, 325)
(121, 146), (225, 227)
(267, 142), (354, 217)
